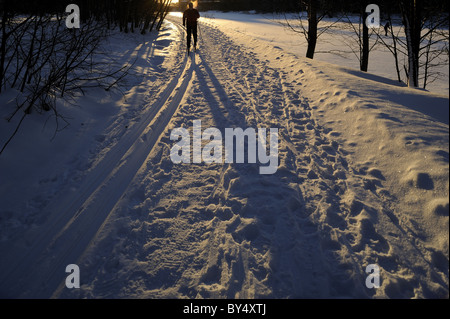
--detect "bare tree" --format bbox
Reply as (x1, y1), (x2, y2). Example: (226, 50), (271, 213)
(374, 14), (405, 83)
(375, 1), (448, 89)
(282, 0), (341, 59)
(400, 0), (421, 87)
(0, 0), (173, 156)
(418, 10), (449, 90)
(340, 7), (380, 72)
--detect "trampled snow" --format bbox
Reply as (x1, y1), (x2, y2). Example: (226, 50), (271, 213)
(0, 11), (448, 299)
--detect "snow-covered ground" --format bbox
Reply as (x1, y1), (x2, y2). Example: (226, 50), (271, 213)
(200, 11), (449, 97)
(0, 11), (448, 299)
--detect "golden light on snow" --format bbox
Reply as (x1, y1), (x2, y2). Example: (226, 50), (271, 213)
(169, 12), (183, 18)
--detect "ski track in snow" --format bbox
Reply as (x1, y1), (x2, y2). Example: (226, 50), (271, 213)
(0, 17), (448, 299)
(0, 21), (194, 298)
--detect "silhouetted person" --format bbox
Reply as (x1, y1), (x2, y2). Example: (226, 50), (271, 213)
(384, 22), (390, 36)
(183, 2), (200, 53)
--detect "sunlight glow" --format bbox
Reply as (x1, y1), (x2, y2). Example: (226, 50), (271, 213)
(169, 12), (183, 18)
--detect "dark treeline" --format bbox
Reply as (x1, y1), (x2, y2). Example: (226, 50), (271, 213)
(198, 0), (449, 15)
(2, 0), (172, 34)
(75, 0), (173, 34)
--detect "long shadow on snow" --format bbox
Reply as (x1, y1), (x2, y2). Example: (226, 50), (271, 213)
(194, 52), (365, 298)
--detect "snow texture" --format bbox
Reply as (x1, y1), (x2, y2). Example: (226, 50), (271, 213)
(0, 12), (448, 299)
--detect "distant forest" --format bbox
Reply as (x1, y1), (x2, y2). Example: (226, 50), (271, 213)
(1, 0), (172, 33)
(196, 0), (449, 14)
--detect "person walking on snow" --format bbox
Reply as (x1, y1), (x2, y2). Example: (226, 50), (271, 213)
(183, 2), (200, 53)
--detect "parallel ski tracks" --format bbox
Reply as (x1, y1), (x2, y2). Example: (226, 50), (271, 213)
(0, 23), (194, 298)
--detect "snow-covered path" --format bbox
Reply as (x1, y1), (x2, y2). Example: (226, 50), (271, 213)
(0, 15), (448, 299)
(0, 20), (194, 298)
